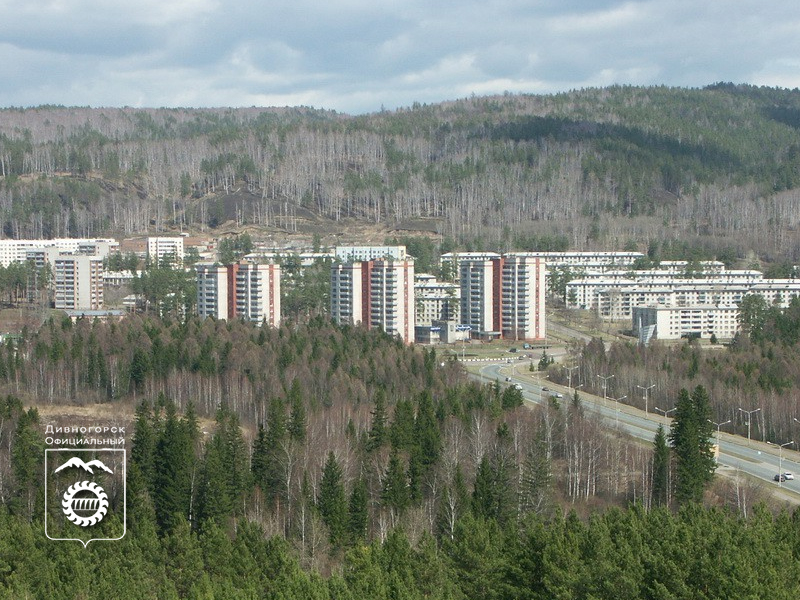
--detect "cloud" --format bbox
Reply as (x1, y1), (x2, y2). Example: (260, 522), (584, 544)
(0, 0), (798, 113)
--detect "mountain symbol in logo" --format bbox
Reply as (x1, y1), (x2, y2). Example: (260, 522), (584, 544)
(54, 457), (114, 475)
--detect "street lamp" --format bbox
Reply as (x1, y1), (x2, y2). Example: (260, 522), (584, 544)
(565, 365), (580, 391)
(597, 374), (615, 407)
(766, 440), (794, 487)
(708, 419), (731, 456)
(654, 406), (676, 419)
(637, 383), (655, 415)
(612, 395), (627, 428)
(738, 407), (761, 445)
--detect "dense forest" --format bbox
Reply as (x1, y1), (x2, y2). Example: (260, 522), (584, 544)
(2, 84), (800, 261)
(0, 315), (797, 596)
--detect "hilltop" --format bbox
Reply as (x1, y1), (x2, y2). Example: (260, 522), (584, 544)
(1, 84), (800, 262)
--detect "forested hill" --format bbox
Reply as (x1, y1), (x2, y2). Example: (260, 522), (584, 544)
(2, 84), (800, 258)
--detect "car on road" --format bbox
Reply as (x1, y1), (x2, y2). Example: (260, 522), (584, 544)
(774, 473), (787, 482)
(513, 383), (523, 391)
(505, 377), (512, 382)
(542, 387), (550, 392)
(784, 472), (794, 480)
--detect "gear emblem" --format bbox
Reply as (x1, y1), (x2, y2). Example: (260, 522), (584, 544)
(61, 481), (109, 527)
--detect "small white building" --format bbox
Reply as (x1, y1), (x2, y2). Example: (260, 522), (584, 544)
(147, 237), (185, 264)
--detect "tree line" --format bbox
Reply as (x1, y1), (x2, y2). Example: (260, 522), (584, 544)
(3, 86), (800, 260)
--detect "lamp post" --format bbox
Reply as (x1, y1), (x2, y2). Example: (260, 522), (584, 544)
(738, 407), (761, 445)
(766, 440), (794, 487)
(637, 383), (655, 415)
(708, 419), (731, 458)
(654, 406), (676, 419)
(565, 365), (580, 391)
(612, 395), (627, 428)
(597, 374), (615, 408)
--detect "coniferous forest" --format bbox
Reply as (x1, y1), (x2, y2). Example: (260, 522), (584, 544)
(0, 315), (799, 598)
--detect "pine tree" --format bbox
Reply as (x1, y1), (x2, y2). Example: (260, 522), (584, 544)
(652, 423), (670, 506)
(669, 386), (715, 504)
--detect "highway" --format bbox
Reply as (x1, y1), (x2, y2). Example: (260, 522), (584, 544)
(472, 360), (800, 504)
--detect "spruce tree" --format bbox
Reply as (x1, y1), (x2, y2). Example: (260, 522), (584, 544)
(382, 450), (410, 516)
(318, 451), (348, 546)
(348, 478), (369, 545)
(366, 389), (388, 452)
(652, 423), (670, 506)
(669, 386), (715, 504)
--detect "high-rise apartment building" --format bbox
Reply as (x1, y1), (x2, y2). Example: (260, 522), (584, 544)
(501, 254), (546, 341)
(453, 252), (546, 341)
(195, 261), (280, 326)
(54, 255), (104, 310)
(330, 258), (415, 342)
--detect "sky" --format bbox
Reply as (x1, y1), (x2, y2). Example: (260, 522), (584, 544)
(0, 0), (798, 115)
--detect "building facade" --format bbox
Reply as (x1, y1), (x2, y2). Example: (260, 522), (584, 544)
(54, 255), (104, 310)
(195, 261), (281, 326)
(147, 237), (185, 264)
(330, 258), (415, 342)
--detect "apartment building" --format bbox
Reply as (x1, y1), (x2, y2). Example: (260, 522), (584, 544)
(458, 253), (501, 336)
(502, 254), (546, 341)
(231, 262), (281, 326)
(147, 237), (185, 264)
(0, 238), (116, 267)
(450, 252), (546, 341)
(54, 255), (104, 310)
(414, 275), (461, 327)
(196, 263), (229, 319)
(330, 258), (415, 342)
(633, 305), (741, 342)
(195, 261), (281, 326)
(334, 245), (407, 262)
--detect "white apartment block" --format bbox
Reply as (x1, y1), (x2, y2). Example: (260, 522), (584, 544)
(334, 245), (407, 262)
(458, 254), (501, 336)
(330, 259), (415, 342)
(54, 255), (104, 310)
(633, 305), (741, 342)
(414, 275), (460, 327)
(148, 237), (185, 264)
(195, 262), (280, 326)
(0, 238), (116, 267)
(502, 254), (546, 341)
(748, 280), (800, 308)
(443, 250), (643, 270)
(196, 263), (229, 320)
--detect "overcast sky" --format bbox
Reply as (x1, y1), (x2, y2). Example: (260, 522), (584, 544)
(0, 0), (798, 115)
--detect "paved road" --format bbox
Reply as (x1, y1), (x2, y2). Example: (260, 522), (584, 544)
(473, 361), (800, 504)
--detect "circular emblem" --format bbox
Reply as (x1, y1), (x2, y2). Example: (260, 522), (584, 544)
(61, 481), (109, 527)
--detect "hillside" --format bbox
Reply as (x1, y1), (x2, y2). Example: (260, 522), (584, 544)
(2, 84), (800, 260)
